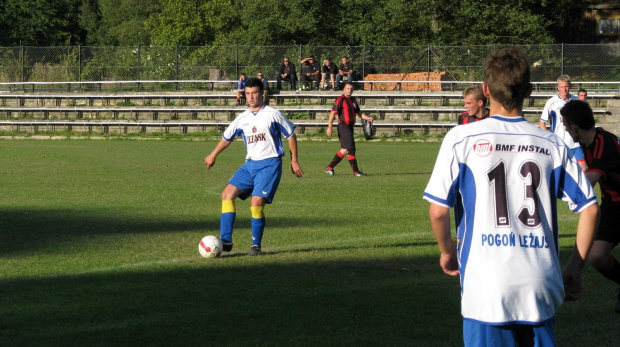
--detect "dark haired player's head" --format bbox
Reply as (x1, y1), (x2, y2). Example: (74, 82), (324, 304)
(245, 77), (264, 93)
(561, 100), (595, 130)
(483, 46), (532, 112)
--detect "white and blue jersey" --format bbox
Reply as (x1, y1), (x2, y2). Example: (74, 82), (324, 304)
(423, 115), (597, 325)
(223, 105), (297, 161)
(540, 94), (579, 149)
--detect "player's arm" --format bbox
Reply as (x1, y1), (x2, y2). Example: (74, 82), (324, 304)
(287, 134), (304, 177)
(358, 111), (373, 122)
(585, 171), (602, 188)
(562, 202), (599, 301)
(538, 120), (548, 131)
(429, 203), (459, 276)
(326, 111), (337, 137)
(204, 138), (232, 169)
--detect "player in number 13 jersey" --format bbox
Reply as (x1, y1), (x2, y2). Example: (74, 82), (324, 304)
(423, 47), (599, 346)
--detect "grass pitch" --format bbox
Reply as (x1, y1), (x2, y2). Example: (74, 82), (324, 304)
(0, 139), (617, 346)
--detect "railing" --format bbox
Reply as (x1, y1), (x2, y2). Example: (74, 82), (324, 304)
(1, 79), (620, 94)
(0, 120), (459, 136)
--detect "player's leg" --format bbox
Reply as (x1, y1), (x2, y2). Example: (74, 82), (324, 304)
(221, 164), (254, 251)
(249, 196), (267, 256)
(220, 184), (244, 251)
(325, 124), (350, 174)
(463, 319), (556, 347)
(249, 158), (283, 255)
(338, 124), (363, 175)
(587, 200), (620, 312)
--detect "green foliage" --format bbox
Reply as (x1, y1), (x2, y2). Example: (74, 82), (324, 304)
(145, 0), (216, 46)
(145, 0), (559, 46)
(0, 48), (22, 82)
(0, 0), (599, 47)
(28, 48), (80, 82)
(80, 0), (162, 46)
(81, 47), (138, 80)
(0, 0), (84, 45)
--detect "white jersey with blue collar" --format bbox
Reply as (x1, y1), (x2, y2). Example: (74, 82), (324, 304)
(223, 105), (296, 161)
(423, 115), (597, 325)
(540, 94), (579, 149)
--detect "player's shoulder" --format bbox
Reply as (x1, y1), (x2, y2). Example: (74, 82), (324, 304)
(544, 94), (561, 104)
(596, 127), (620, 143)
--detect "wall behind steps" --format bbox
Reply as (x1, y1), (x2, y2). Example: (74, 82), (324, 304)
(598, 99), (620, 134)
(363, 72), (447, 91)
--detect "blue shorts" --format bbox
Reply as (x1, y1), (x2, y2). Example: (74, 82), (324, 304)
(463, 318), (556, 347)
(571, 146), (585, 163)
(228, 157), (282, 203)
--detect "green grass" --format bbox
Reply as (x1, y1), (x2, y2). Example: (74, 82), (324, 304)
(0, 139), (618, 346)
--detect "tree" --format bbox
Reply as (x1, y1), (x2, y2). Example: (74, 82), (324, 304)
(145, 0), (214, 46)
(80, 0), (162, 46)
(436, 0), (554, 45)
(147, 0), (332, 46)
(0, 0), (85, 46)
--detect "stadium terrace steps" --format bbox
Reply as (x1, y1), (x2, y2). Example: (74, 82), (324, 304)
(0, 91), (615, 136)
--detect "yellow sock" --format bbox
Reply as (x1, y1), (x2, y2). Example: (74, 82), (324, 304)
(250, 205), (264, 219)
(222, 200), (235, 214)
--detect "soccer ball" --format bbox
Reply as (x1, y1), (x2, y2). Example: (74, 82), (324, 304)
(198, 235), (223, 258)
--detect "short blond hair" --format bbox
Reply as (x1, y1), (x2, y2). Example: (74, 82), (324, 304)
(462, 85), (487, 106)
(557, 75), (571, 85)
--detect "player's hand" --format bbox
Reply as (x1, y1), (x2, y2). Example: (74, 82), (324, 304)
(326, 128), (332, 137)
(204, 155), (216, 169)
(562, 268), (583, 301)
(291, 162), (304, 177)
(439, 252), (459, 276)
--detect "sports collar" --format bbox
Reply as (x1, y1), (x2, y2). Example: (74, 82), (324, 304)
(251, 105), (265, 115)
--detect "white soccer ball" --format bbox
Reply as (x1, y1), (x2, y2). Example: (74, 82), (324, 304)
(198, 235), (223, 258)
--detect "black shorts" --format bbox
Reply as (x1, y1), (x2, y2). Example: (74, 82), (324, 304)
(596, 200), (620, 246)
(337, 123), (356, 153)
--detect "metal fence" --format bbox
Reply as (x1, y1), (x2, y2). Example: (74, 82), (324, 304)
(1, 44), (620, 90)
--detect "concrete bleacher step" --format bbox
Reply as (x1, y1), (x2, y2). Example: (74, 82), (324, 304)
(0, 90), (616, 136)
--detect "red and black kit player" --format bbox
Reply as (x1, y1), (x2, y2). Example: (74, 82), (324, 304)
(324, 82), (373, 176)
(458, 85), (490, 125)
(562, 99), (620, 313)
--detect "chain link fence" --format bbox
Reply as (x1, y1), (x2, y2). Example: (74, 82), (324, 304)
(1, 44), (620, 91)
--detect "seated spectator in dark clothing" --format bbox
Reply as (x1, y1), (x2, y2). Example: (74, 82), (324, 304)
(321, 58), (338, 91)
(258, 72), (270, 104)
(300, 56), (321, 90)
(335, 57), (354, 90)
(276, 57), (296, 90)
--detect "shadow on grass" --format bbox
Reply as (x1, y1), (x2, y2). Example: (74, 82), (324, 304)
(0, 208), (354, 255)
(0, 255), (463, 346)
(0, 247), (616, 347)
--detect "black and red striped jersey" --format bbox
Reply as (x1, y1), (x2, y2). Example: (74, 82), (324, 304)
(457, 109), (490, 125)
(332, 95), (360, 125)
(583, 127), (620, 201)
